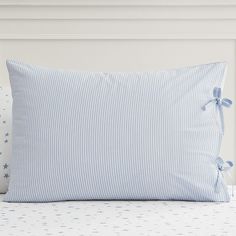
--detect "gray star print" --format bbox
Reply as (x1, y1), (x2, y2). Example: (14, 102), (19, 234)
(4, 173), (9, 178)
(3, 163), (8, 169)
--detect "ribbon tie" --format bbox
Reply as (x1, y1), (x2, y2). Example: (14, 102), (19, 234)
(202, 87), (232, 134)
(215, 157), (233, 194)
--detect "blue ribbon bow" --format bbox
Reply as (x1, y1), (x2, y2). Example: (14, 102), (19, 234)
(215, 157), (233, 193)
(202, 87), (232, 134)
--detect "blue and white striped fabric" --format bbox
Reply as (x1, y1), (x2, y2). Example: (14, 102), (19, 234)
(5, 60), (233, 202)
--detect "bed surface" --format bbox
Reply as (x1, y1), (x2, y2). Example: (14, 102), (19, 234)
(0, 190), (236, 236)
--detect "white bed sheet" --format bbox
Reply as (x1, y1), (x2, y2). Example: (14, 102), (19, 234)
(0, 190), (236, 236)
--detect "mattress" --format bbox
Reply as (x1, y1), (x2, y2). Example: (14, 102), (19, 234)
(0, 189), (236, 236)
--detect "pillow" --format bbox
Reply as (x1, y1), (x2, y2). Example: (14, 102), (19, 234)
(0, 86), (12, 193)
(5, 60), (233, 202)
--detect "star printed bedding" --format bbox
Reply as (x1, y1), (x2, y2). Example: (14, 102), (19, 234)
(0, 86), (11, 193)
(0, 190), (236, 236)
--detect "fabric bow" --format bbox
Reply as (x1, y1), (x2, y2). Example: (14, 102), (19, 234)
(215, 157), (233, 193)
(202, 87), (232, 134)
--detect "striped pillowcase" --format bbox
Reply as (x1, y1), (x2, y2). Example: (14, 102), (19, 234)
(5, 60), (233, 202)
